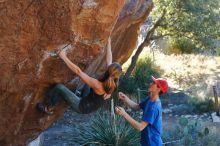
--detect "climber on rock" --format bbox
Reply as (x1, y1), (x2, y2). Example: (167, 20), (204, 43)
(37, 37), (122, 114)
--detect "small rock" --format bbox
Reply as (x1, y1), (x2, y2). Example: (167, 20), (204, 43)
(193, 115), (198, 119)
(211, 112), (220, 123)
(162, 108), (172, 114)
(168, 104), (173, 107)
(184, 115), (191, 118)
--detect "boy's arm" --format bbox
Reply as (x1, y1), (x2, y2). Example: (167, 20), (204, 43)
(115, 107), (148, 131)
(119, 92), (140, 111)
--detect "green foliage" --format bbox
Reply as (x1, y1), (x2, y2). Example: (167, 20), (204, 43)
(207, 142), (218, 146)
(76, 112), (140, 146)
(151, 0), (220, 52)
(179, 117), (188, 127)
(162, 118), (210, 145)
(119, 75), (137, 95)
(120, 56), (161, 94)
(134, 56), (161, 89)
(215, 45), (220, 55)
(189, 97), (215, 113)
(165, 38), (197, 54)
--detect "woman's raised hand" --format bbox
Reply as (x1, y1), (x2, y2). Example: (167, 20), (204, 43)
(106, 37), (112, 67)
(58, 50), (67, 59)
(115, 106), (126, 116)
(108, 37), (111, 44)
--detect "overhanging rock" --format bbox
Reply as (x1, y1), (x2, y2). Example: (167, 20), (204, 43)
(0, 0), (153, 145)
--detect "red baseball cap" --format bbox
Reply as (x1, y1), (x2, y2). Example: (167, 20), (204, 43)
(151, 76), (168, 93)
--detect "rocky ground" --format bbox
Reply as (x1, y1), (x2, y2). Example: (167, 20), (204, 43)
(40, 110), (92, 146)
(40, 95), (220, 146)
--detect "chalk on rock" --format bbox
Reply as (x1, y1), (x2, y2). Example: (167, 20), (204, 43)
(49, 44), (74, 57)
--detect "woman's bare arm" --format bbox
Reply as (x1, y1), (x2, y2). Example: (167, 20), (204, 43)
(106, 37), (112, 67)
(59, 50), (103, 93)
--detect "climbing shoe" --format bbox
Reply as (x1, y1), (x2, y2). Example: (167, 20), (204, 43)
(36, 103), (54, 115)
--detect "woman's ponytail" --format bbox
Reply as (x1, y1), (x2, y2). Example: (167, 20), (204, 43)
(103, 76), (117, 94)
(103, 62), (122, 94)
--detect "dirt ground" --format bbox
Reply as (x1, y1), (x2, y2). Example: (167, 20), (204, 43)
(42, 109), (220, 146)
(42, 109), (94, 146)
(162, 113), (220, 146)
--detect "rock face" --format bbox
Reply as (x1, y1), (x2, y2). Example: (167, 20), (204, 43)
(0, 0), (153, 145)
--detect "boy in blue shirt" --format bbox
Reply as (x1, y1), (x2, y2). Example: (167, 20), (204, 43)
(115, 76), (168, 146)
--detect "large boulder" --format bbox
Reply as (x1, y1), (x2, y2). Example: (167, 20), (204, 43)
(0, 0), (153, 145)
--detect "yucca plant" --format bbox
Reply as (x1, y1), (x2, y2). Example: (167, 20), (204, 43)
(76, 112), (140, 146)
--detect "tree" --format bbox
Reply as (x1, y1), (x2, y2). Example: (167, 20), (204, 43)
(124, 0), (220, 79)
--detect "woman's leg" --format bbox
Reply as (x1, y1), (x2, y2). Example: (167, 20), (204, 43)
(48, 84), (81, 113)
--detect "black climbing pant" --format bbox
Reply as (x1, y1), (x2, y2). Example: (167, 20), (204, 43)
(47, 84), (85, 113)
(47, 83), (103, 114)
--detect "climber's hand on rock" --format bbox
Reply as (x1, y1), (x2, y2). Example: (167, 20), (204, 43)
(108, 37), (111, 44)
(58, 50), (66, 59)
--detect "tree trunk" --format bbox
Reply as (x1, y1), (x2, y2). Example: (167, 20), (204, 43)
(123, 10), (166, 79)
(124, 41), (150, 79)
(213, 86), (220, 116)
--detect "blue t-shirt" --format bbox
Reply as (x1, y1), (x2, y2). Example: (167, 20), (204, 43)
(139, 97), (162, 146)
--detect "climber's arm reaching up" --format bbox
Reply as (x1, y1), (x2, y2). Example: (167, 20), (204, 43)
(106, 37), (112, 67)
(58, 50), (103, 94)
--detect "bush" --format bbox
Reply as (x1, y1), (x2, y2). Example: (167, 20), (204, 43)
(214, 46), (220, 56)
(120, 56), (161, 95)
(162, 118), (210, 146)
(189, 97), (215, 113)
(76, 112), (140, 146)
(165, 38), (197, 55)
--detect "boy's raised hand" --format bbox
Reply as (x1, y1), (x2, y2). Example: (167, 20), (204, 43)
(118, 92), (128, 102)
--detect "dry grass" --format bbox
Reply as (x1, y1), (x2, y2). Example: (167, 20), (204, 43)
(123, 47), (220, 99)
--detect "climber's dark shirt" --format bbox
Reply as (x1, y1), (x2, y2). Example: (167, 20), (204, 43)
(79, 88), (104, 114)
